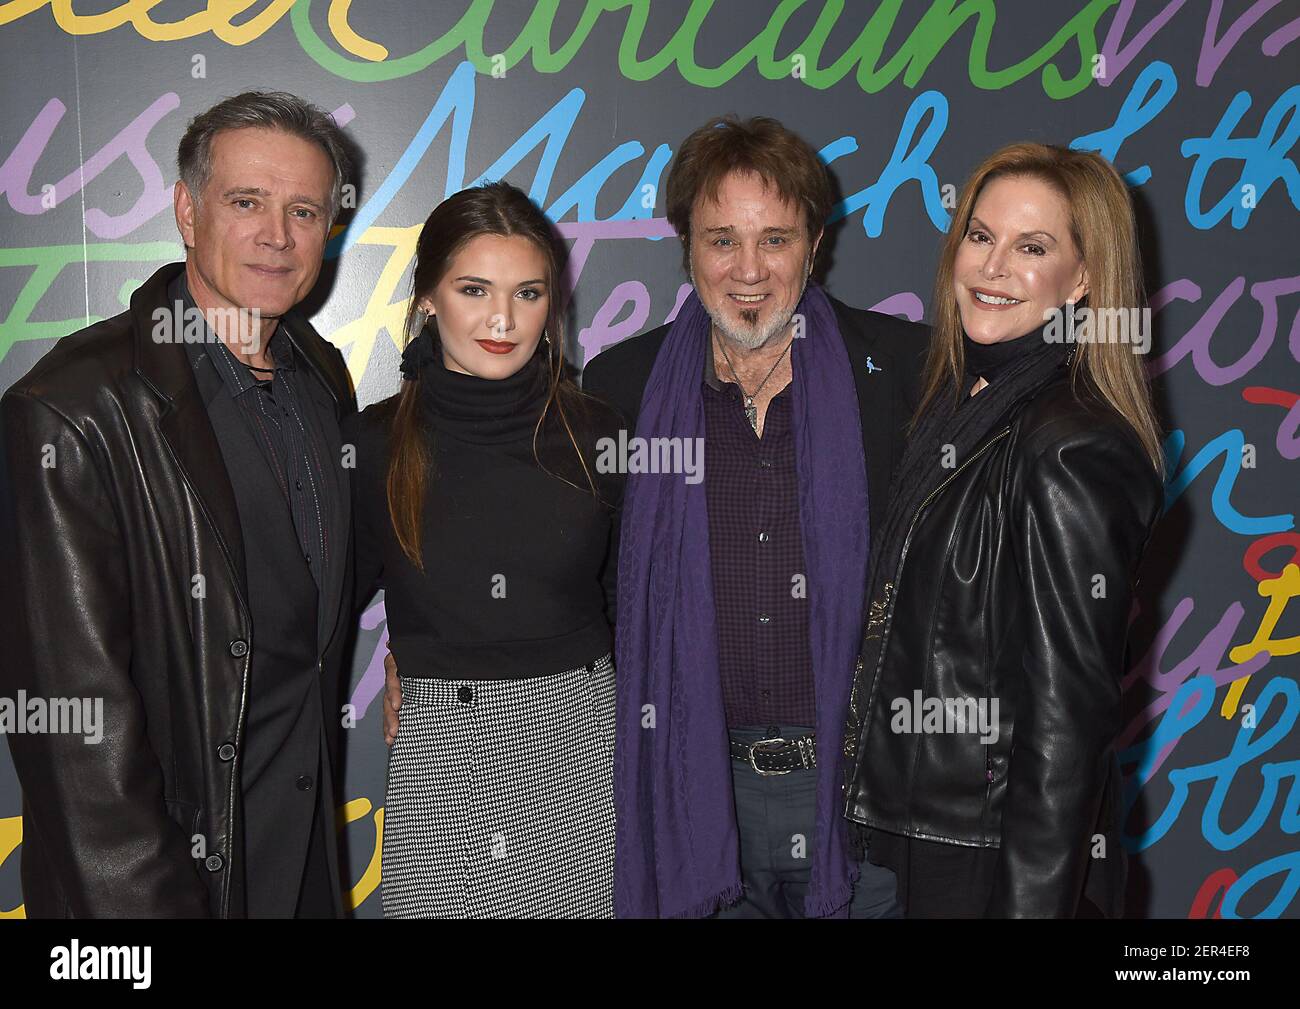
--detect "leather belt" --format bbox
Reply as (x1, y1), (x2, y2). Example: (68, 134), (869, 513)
(729, 733), (817, 776)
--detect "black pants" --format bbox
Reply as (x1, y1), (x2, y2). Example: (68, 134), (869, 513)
(715, 725), (902, 919)
(293, 781), (339, 919)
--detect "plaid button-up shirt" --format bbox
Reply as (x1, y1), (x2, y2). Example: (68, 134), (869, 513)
(702, 349), (815, 729)
(173, 273), (332, 588)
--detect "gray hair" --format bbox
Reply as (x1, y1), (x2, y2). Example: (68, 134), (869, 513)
(177, 91), (351, 220)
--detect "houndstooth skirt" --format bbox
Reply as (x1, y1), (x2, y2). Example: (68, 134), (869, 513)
(381, 653), (616, 918)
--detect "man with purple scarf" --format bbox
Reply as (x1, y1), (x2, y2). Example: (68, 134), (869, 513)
(581, 115), (929, 918)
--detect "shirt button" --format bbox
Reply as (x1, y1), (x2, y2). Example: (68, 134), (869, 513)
(757, 614), (771, 625)
(305, 553), (312, 565)
(295, 479), (302, 491)
(758, 532), (770, 543)
(282, 408), (290, 417)
(457, 685), (474, 704)
(229, 639), (248, 657)
(760, 689), (771, 699)
(296, 775), (314, 792)
(217, 743), (236, 762)
(204, 854), (224, 873)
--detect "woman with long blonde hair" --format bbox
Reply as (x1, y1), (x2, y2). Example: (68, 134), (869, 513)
(841, 143), (1164, 917)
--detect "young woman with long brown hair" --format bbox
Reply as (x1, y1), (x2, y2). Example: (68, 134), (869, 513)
(345, 181), (624, 918)
(841, 144), (1165, 917)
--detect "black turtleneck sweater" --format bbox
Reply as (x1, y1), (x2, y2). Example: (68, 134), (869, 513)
(345, 352), (626, 679)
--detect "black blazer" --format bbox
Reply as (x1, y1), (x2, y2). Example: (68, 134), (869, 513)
(0, 261), (356, 917)
(580, 293), (930, 540)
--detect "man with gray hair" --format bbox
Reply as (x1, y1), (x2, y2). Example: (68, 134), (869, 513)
(0, 92), (356, 917)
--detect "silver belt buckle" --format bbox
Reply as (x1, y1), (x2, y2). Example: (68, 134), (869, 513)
(749, 736), (792, 776)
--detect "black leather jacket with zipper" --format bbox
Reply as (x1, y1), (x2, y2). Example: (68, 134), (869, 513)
(842, 375), (1162, 917)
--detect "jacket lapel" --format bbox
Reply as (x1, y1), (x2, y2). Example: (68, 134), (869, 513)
(303, 376), (349, 655)
(132, 263), (249, 603)
(281, 312), (348, 413)
(280, 313), (352, 654)
(830, 297), (902, 538)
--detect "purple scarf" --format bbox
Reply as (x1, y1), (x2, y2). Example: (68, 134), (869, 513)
(613, 283), (869, 918)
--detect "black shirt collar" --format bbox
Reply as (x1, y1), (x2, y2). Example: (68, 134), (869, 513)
(170, 270), (294, 399)
(702, 331), (723, 391)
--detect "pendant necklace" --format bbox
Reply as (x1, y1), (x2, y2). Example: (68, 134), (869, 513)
(714, 333), (794, 433)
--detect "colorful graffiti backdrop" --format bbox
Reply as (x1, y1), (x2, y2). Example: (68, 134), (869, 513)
(0, 0), (1297, 918)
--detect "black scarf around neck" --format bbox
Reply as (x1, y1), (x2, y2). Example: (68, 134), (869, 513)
(963, 326), (1043, 383)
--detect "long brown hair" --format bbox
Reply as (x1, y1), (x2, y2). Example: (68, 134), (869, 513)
(922, 143), (1164, 474)
(387, 181), (599, 568)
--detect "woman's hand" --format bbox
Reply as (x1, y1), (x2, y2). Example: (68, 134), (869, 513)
(383, 644), (401, 746)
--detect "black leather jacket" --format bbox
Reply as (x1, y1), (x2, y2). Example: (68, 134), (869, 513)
(0, 262), (356, 917)
(842, 376), (1162, 917)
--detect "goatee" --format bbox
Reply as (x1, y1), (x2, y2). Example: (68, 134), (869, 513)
(690, 260), (812, 352)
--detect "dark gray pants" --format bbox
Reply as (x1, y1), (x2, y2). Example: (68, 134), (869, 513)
(715, 725), (902, 919)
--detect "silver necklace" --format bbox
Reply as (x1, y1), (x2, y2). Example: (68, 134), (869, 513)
(714, 333), (794, 432)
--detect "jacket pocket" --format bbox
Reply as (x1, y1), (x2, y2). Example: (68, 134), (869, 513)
(164, 799), (202, 854)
